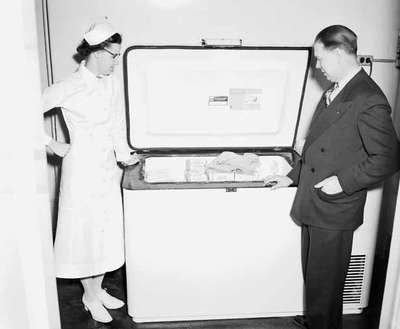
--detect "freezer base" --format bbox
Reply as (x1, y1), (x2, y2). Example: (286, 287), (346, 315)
(123, 187), (382, 323)
(126, 309), (364, 323)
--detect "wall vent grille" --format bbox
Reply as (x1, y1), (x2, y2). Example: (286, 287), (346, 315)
(343, 254), (366, 305)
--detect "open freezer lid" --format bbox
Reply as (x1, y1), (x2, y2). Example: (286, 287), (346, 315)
(123, 46), (311, 150)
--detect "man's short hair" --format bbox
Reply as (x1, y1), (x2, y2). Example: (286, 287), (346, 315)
(315, 25), (358, 55)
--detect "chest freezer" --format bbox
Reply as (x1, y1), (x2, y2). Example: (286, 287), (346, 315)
(121, 45), (383, 322)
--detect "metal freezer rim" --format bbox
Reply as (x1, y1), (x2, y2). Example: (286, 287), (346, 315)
(122, 151), (296, 190)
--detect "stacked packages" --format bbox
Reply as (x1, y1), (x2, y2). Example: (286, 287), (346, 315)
(144, 152), (291, 183)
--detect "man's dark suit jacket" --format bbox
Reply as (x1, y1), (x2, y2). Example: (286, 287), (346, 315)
(288, 69), (400, 230)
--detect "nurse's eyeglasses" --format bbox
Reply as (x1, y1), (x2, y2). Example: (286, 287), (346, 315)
(103, 48), (121, 60)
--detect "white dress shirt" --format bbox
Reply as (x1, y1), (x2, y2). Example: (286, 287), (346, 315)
(329, 66), (362, 102)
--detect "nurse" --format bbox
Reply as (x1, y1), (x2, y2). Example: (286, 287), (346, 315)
(43, 21), (138, 323)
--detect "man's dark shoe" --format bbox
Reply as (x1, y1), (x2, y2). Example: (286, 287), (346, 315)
(292, 315), (309, 329)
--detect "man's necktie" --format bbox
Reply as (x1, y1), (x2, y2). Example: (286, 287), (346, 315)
(325, 82), (339, 106)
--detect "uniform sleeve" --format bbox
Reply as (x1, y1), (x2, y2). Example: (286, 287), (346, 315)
(337, 96), (400, 194)
(41, 76), (85, 146)
(42, 82), (65, 113)
(110, 77), (132, 162)
(41, 82), (66, 146)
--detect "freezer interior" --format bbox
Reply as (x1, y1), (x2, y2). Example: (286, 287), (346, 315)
(143, 154), (292, 183)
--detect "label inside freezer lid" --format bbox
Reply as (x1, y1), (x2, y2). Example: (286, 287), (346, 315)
(229, 88), (262, 111)
(207, 89), (263, 110)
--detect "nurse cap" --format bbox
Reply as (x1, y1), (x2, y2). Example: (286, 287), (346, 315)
(83, 21), (117, 46)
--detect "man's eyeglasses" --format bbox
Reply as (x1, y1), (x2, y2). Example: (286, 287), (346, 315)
(103, 48), (121, 59)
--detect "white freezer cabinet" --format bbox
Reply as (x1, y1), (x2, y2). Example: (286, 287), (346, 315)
(121, 45), (382, 322)
(122, 154), (382, 323)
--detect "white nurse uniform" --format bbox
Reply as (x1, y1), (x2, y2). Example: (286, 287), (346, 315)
(43, 63), (131, 278)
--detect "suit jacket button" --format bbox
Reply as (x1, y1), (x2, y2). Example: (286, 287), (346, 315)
(311, 168), (315, 173)
(320, 148), (325, 152)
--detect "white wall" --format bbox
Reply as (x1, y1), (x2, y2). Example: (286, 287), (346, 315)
(379, 68), (400, 329)
(46, 0), (400, 143)
(380, 189), (400, 328)
(0, 0), (60, 328)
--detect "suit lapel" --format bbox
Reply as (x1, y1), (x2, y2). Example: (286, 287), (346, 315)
(302, 69), (366, 152)
(303, 100), (352, 151)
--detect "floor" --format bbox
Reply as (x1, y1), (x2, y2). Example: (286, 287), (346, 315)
(57, 266), (380, 329)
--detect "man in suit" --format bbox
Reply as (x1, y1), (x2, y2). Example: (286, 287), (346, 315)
(264, 25), (400, 329)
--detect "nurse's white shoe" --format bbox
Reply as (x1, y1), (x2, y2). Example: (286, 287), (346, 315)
(97, 289), (125, 309)
(82, 294), (112, 323)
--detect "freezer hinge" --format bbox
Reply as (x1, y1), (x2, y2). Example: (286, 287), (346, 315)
(225, 187), (237, 192)
(201, 38), (243, 48)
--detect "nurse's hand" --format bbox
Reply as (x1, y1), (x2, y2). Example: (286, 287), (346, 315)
(48, 139), (70, 157)
(263, 175), (293, 190)
(120, 153), (140, 167)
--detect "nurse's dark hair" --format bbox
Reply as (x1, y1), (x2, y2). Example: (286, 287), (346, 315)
(75, 33), (122, 61)
(315, 25), (357, 55)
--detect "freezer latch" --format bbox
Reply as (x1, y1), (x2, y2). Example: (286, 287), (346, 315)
(225, 187), (237, 192)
